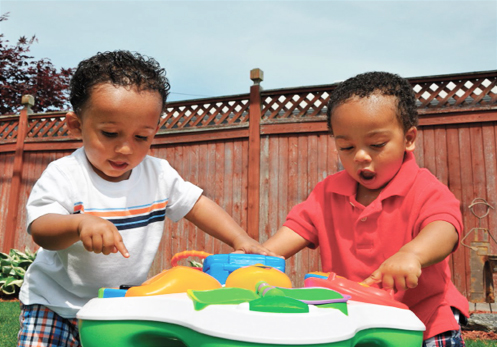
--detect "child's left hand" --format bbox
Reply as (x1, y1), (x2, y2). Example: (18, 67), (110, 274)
(362, 251), (422, 292)
(362, 221), (458, 292)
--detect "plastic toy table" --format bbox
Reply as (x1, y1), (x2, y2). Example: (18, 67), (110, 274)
(77, 254), (425, 346)
(77, 292), (424, 347)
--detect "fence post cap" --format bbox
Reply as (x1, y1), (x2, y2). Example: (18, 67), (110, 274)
(250, 68), (264, 85)
(21, 95), (35, 107)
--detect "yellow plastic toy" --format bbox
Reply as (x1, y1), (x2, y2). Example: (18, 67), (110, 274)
(225, 264), (292, 291)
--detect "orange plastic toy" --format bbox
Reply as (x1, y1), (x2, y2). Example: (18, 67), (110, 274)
(126, 266), (221, 297)
(125, 250), (219, 297)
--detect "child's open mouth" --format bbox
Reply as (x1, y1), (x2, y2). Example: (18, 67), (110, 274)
(359, 170), (376, 181)
(110, 161), (129, 170)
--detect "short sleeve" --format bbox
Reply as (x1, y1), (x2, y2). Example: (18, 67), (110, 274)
(26, 164), (75, 233)
(158, 160), (203, 223)
(283, 182), (325, 248)
(414, 175), (463, 249)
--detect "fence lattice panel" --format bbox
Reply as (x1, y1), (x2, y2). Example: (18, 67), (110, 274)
(413, 75), (497, 112)
(261, 89), (330, 123)
(26, 115), (70, 140)
(1, 71), (496, 144)
(159, 97), (250, 132)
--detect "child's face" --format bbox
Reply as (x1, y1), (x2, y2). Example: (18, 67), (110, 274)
(66, 83), (162, 182)
(331, 94), (416, 194)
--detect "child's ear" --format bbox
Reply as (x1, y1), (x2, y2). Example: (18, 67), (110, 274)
(66, 112), (82, 138)
(405, 126), (417, 152)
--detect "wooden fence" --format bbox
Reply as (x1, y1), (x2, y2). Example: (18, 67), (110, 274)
(1, 69), (497, 302)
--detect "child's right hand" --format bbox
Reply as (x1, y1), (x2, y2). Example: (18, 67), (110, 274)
(77, 215), (130, 258)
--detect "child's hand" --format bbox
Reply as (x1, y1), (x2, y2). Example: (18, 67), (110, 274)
(231, 235), (283, 258)
(77, 215), (130, 258)
(362, 251), (422, 292)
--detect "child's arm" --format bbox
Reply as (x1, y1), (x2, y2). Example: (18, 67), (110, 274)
(362, 220), (458, 291)
(262, 226), (310, 259)
(184, 195), (278, 256)
(30, 213), (130, 258)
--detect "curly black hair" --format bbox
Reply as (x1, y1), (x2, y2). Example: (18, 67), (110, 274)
(326, 71), (418, 135)
(69, 50), (170, 114)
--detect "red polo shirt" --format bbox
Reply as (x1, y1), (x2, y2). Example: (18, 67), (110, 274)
(284, 151), (469, 339)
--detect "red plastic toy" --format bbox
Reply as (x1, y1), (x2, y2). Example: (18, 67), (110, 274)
(304, 272), (408, 310)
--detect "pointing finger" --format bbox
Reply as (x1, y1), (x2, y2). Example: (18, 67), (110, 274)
(113, 231), (129, 258)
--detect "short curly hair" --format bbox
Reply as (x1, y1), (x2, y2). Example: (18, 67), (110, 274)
(326, 71), (418, 135)
(69, 50), (170, 114)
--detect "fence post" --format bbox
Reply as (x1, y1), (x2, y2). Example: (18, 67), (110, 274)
(3, 95), (34, 253)
(247, 69), (264, 241)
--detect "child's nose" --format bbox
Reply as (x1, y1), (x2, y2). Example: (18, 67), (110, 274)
(116, 140), (133, 155)
(354, 149), (372, 163)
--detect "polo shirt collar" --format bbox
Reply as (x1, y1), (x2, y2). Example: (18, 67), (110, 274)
(329, 151), (419, 201)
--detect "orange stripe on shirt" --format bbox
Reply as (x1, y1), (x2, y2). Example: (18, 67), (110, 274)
(84, 201), (168, 218)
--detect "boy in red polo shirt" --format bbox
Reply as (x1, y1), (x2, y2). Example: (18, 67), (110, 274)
(263, 71), (469, 346)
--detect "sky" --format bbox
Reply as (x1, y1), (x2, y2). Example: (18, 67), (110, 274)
(1, 0), (496, 102)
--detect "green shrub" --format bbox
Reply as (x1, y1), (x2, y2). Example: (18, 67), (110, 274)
(0, 248), (37, 297)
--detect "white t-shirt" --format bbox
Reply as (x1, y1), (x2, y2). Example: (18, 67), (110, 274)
(19, 147), (203, 318)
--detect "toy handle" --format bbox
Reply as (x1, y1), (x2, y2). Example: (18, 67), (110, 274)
(170, 250), (212, 267)
(256, 282), (283, 296)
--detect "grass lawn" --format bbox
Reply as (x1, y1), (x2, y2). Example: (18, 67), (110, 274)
(1, 301), (496, 347)
(467, 341), (497, 347)
(0, 301), (20, 347)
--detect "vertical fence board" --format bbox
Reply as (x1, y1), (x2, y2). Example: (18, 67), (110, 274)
(204, 142), (218, 254)
(214, 142), (228, 255)
(482, 124), (497, 255)
(196, 143), (208, 254)
(267, 136), (280, 242)
(434, 127), (448, 185)
(241, 139), (249, 233)
(459, 126), (477, 297)
(287, 135), (302, 286)
(423, 127), (436, 176)
(446, 125), (468, 297)
(259, 136), (270, 244)
(222, 142), (234, 254)
(0, 153), (13, 251)
(414, 129), (424, 167)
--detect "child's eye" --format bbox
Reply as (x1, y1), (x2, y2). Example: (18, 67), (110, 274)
(102, 131), (117, 138)
(371, 143), (386, 148)
(136, 135), (149, 141)
(339, 146), (353, 151)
